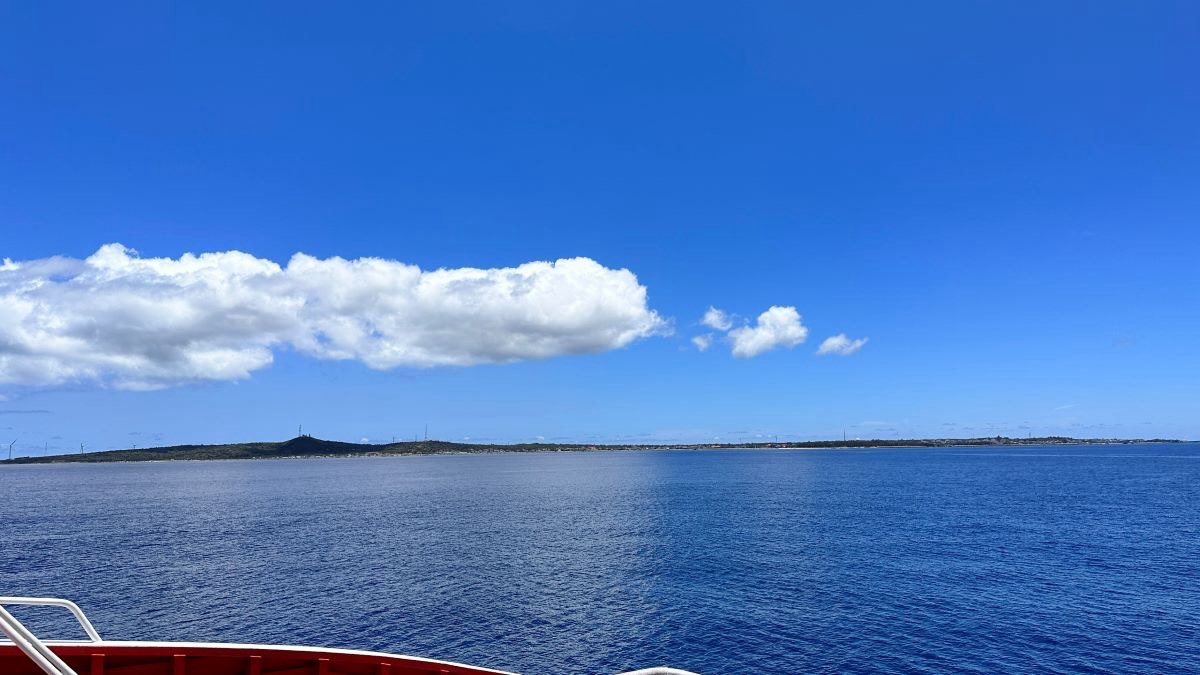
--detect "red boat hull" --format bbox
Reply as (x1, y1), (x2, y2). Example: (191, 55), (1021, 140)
(0, 642), (514, 675)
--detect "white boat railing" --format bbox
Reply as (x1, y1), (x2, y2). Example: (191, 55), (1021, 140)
(0, 596), (101, 675)
(614, 662), (700, 667)
(0, 596), (699, 675)
(0, 597), (102, 642)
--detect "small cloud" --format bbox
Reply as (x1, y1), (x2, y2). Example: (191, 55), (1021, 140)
(0, 409), (51, 415)
(691, 334), (713, 352)
(728, 306), (808, 358)
(816, 333), (868, 356)
(1054, 403), (1079, 411)
(701, 307), (733, 331)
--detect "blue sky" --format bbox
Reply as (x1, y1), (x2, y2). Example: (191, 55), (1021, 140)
(2, 2), (1198, 453)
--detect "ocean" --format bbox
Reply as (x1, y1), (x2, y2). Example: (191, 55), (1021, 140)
(3, 444), (1198, 674)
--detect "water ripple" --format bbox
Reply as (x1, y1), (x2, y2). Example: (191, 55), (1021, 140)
(2, 444), (1198, 674)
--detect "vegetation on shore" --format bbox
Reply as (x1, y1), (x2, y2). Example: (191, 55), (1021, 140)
(1, 434), (1183, 464)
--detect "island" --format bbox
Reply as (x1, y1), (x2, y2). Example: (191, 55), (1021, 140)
(0, 434), (1184, 464)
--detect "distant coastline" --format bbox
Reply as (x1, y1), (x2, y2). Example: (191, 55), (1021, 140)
(1, 434), (1186, 464)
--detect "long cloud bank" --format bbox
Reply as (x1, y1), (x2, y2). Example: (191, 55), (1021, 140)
(0, 244), (666, 389)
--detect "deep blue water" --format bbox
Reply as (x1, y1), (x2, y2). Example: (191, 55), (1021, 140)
(2, 445), (1199, 674)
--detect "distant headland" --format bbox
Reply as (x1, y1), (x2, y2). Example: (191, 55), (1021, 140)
(0, 434), (1185, 464)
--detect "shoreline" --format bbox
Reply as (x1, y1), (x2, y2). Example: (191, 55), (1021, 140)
(1, 436), (1188, 465)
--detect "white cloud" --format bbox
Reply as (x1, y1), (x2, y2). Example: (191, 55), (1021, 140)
(0, 244), (666, 389)
(691, 334), (713, 352)
(728, 306), (808, 358)
(816, 333), (868, 356)
(701, 306), (732, 331)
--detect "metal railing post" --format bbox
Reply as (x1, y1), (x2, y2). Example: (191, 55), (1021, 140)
(0, 604), (81, 675)
(0, 597), (103, 675)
